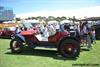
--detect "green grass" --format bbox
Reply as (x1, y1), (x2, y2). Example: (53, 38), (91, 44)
(0, 39), (100, 67)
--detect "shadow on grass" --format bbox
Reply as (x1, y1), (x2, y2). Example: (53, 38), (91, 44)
(81, 48), (90, 51)
(0, 36), (11, 39)
(5, 48), (78, 61)
(81, 46), (92, 52)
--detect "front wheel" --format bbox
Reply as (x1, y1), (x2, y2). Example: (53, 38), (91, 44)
(10, 39), (23, 53)
(58, 39), (80, 58)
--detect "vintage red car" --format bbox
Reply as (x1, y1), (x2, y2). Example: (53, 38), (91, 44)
(0, 27), (16, 38)
(10, 21), (80, 58)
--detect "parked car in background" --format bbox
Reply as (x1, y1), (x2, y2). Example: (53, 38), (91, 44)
(0, 27), (16, 38)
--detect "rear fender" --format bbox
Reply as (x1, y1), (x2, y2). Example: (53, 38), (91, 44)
(59, 36), (80, 46)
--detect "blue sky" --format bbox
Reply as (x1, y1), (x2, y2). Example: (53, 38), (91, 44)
(0, 0), (100, 15)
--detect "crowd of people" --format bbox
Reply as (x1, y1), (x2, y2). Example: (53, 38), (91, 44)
(77, 21), (96, 50)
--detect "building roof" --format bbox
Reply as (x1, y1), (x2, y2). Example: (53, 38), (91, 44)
(80, 17), (100, 21)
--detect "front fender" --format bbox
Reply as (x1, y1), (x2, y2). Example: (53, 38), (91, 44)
(15, 34), (26, 42)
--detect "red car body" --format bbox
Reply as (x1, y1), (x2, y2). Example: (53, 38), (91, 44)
(20, 30), (69, 43)
(0, 27), (15, 37)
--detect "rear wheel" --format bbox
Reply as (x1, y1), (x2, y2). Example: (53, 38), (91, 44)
(58, 39), (80, 58)
(10, 39), (23, 53)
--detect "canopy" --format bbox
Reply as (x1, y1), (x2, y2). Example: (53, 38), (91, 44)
(60, 20), (71, 24)
(48, 20), (58, 24)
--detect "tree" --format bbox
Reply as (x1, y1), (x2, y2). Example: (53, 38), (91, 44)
(55, 17), (61, 22)
(16, 17), (21, 21)
(32, 17), (35, 20)
(48, 16), (56, 21)
(27, 17), (32, 20)
(36, 16), (42, 20)
(61, 16), (66, 21)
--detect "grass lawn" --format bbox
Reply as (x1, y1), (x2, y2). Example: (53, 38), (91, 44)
(0, 39), (100, 67)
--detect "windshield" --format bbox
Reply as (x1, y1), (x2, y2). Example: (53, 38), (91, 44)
(23, 22), (33, 29)
(22, 22), (40, 29)
(31, 23), (40, 27)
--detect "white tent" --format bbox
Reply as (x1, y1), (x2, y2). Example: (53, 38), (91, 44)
(3, 21), (15, 23)
(60, 20), (71, 24)
(48, 20), (58, 24)
(23, 20), (39, 23)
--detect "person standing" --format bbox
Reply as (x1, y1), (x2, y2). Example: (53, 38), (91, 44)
(78, 21), (84, 45)
(91, 27), (96, 44)
(15, 25), (25, 41)
(82, 22), (92, 50)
